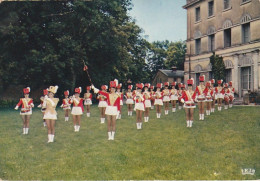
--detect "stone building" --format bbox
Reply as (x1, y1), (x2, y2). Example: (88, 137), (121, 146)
(152, 67), (184, 85)
(183, 0), (260, 97)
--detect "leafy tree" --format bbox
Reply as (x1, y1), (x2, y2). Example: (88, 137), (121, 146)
(165, 41), (186, 70)
(210, 52), (226, 84)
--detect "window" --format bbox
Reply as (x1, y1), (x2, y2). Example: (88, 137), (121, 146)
(196, 73), (200, 86)
(242, 0), (250, 3)
(195, 7), (200, 22)
(225, 69), (232, 83)
(208, 34), (215, 52)
(208, 1), (214, 17)
(224, 0), (230, 9)
(195, 38), (201, 55)
(224, 28), (231, 48)
(242, 23), (250, 43)
(241, 67), (251, 90)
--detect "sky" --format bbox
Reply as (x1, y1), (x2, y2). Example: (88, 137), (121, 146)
(128, 0), (187, 42)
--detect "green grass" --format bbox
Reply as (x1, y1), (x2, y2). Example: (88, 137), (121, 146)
(0, 105), (259, 180)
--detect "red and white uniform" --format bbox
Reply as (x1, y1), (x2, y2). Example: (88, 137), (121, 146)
(143, 91), (151, 108)
(194, 85), (206, 102)
(224, 88), (230, 102)
(180, 90), (196, 108)
(170, 88), (178, 101)
(84, 93), (92, 105)
(215, 86), (224, 99)
(70, 98), (84, 115)
(118, 92), (123, 106)
(97, 93), (108, 108)
(16, 98), (34, 115)
(61, 98), (71, 110)
(162, 89), (171, 102)
(98, 91), (121, 116)
(229, 87), (235, 101)
(125, 92), (134, 104)
(204, 87), (213, 102)
(154, 91), (163, 105)
(134, 92), (145, 111)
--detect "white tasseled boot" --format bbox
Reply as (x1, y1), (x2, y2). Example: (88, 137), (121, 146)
(190, 120), (193, 127)
(156, 113), (159, 118)
(111, 131), (115, 140)
(74, 125), (77, 132)
(48, 134), (52, 143)
(229, 104), (233, 108)
(147, 117), (149, 122)
(43, 122), (47, 127)
(178, 106), (182, 110)
(25, 128), (29, 134)
(202, 114), (204, 120)
(136, 123), (139, 129)
(186, 121), (189, 127)
(108, 132), (112, 140)
(77, 126), (80, 132)
(158, 113), (161, 118)
(51, 134), (55, 142)
(139, 123), (142, 129)
(224, 105), (228, 109)
(208, 110), (211, 115)
(23, 128), (26, 134)
(199, 114), (201, 120)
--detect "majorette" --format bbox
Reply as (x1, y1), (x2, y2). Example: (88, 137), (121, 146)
(84, 86), (92, 117)
(15, 87), (34, 135)
(162, 82), (171, 115)
(116, 83), (123, 119)
(170, 82), (178, 112)
(38, 89), (48, 127)
(97, 85), (108, 123)
(228, 81), (235, 108)
(69, 87), (84, 132)
(194, 75), (206, 120)
(154, 83), (163, 118)
(180, 78), (196, 127)
(143, 83), (151, 122)
(43, 85), (59, 143)
(215, 80), (224, 111)
(92, 79), (121, 140)
(61, 90), (71, 122)
(134, 83), (145, 129)
(125, 85), (134, 116)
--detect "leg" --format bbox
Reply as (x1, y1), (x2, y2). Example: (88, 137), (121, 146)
(190, 108), (194, 127)
(111, 115), (117, 140)
(185, 108), (189, 127)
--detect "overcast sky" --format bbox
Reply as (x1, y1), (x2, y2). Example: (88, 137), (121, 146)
(128, 0), (187, 42)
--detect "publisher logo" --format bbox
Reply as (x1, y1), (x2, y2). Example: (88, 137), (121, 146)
(241, 168), (255, 175)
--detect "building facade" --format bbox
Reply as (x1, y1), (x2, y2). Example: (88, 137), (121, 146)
(183, 0), (260, 97)
(152, 69), (184, 85)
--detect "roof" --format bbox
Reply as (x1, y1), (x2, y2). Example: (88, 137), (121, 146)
(183, 0), (201, 9)
(158, 69), (184, 77)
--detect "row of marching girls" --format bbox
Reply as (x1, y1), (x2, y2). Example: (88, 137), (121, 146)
(181, 75), (236, 128)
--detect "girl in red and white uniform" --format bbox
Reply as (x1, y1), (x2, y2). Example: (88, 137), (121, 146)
(125, 85), (134, 116)
(177, 83), (184, 110)
(134, 83), (145, 129)
(180, 79), (196, 127)
(162, 82), (171, 115)
(15, 87), (34, 135)
(84, 86), (92, 117)
(150, 85), (155, 109)
(43, 86), (59, 143)
(61, 90), (71, 122)
(154, 83), (163, 118)
(210, 79), (216, 113)
(228, 81), (235, 108)
(143, 83), (151, 122)
(204, 81), (213, 116)
(116, 84), (123, 119)
(194, 75), (206, 120)
(92, 79), (121, 140)
(215, 80), (224, 111)
(38, 89), (48, 127)
(223, 83), (230, 110)
(70, 87), (84, 132)
(170, 82), (178, 112)
(97, 85), (108, 124)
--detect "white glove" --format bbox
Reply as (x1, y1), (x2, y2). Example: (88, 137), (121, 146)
(60, 104), (64, 108)
(31, 103), (34, 108)
(37, 104), (42, 108)
(93, 87), (99, 94)
(181, 98), (184, 103)
(14, 106), (18, 110)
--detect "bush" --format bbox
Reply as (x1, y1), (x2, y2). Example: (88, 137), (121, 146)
(0, 100), (17, 108)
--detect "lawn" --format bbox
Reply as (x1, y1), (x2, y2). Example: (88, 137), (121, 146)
(0, 105), (259, 180)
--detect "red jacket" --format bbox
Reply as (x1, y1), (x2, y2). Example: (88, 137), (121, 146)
(16, 98), (34, 109)
(98, 91), (121, 111)
(195, 85), (207, 96)
(69, 98), (84, 111)
(215, 87), (224, 94)
(180, 90), (196, 102)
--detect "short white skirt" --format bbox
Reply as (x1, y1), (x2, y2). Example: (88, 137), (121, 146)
(183, 101), (196, 109)
(105, 106), (118, 116)
(43, 112), (57, 120)
(63, 106), (71, 110)
(163, 96), (171, 102)
(98, 101), (108, 108)
(154, 99), (163, 105)
(216, 93), (224, 99)
(71, 107), (83, 115)
(170, 95), (178, 101)
(197, 95), (206, 102)
(84, 99), (92, 105)
(20, 109), (32, 115)
(134, 102), (145, 111)
(126, 99), (134, 104)
(120, 100), (123, 106)
(144, 100), (151, 108)
(205, 96), (213, 102)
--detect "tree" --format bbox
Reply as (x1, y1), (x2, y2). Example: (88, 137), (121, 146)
(210, 52), (226, 85)
(165, 41), (186, 70)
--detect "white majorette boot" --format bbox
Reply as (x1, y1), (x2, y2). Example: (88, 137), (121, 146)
(136, 123), (139, 129)
(25, 128), (29, 134)
(51, 134), (55, 142)
(158, 113), (161, 118)
(156, 113), (159, 118)
(147, 117), (149, 122)
(48, 134), (52, 143)
(224, 105), (228, 109)
(23, 128), (26, 134)
(74, 125), (77, 132)
(165, 110), (167, 115)
(151, 106), (154, 109)
(190, 120), (193, 127)
(77, 126), (80, 132)
(229, 104), (233, 108)
(111, 131), (115, 140)
(108, 132), (112, 140)
(140, 123), (142, 129)
(199, 114), (201, 120)
(186, 121), (189, 127)
(43, 122), (47, 127)
(202, 114), (204, 120)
